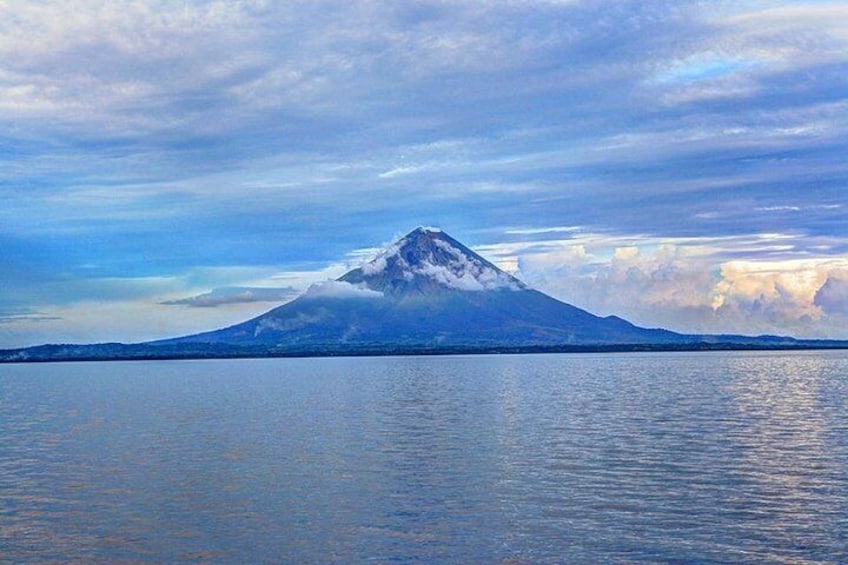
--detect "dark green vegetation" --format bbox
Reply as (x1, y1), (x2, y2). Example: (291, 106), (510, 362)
(3, 340), (848, 364)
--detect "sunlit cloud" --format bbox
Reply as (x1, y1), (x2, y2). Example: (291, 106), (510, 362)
(509, 232), (848, 338)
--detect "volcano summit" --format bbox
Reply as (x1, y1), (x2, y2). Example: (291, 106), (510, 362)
(2, 227), (843, 362)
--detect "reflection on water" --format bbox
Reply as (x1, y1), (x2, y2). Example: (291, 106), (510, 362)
(1, 352), (847, 563)
(724, 355), (848, 561)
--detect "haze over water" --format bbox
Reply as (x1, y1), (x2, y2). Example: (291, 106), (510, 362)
(2, 351), (847, 563)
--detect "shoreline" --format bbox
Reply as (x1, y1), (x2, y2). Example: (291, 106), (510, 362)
(3, 341), (848, 364)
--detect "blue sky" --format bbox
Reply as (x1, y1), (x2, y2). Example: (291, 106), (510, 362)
(2, 0), (848, 347)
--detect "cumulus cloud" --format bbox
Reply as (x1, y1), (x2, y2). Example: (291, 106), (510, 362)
(521, 242), (717, 321)
(706, 260), (833, 336)
(161, 286), (298, 307)
(814, 271), (848, 316)
(511, 231), (848, 338)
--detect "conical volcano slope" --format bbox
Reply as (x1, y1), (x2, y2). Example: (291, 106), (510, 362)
(158, 227), (685, 349)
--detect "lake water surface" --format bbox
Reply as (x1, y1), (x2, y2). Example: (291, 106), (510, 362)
(2, 351), (847, 563)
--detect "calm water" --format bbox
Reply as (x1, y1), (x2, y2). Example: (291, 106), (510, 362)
(1, 351), (847, 563)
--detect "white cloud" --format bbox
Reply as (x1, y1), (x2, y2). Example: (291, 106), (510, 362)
(303, 280), (384, 300)
(720, 5), (848, 70)
(511, 231), (848, 338)
(378, 166), (425, 179)
(412, 260), (516, 291)
(504, 226), (581, 235)
(0, 1), (590, 139)
(0, 1), (267, 135)
(643, 4), (848, 106)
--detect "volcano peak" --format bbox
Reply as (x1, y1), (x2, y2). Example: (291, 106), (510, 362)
(340, 227), (525, 294)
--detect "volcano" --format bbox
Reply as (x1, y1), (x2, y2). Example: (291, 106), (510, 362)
(153, 227), (698, 349)
(4, 227), (839, 362)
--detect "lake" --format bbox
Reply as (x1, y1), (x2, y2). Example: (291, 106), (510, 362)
(2, 351), (847, 563)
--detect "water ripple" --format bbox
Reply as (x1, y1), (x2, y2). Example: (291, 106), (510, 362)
(1, 352), (847, 563)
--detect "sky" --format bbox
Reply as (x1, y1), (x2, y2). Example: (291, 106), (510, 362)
(1, 0), (848, 348)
